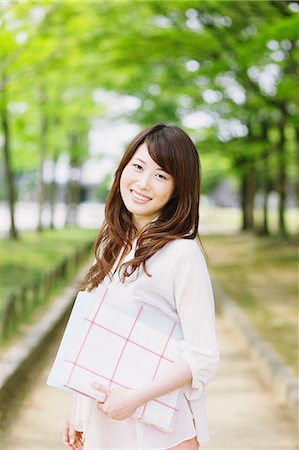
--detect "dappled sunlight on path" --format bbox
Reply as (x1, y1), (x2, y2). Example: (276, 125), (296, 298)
(204, 313), (297, 449)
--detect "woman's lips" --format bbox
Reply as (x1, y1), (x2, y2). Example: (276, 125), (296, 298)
(130, 189), (151, 203)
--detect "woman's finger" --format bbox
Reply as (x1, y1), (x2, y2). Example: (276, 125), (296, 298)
(62, 421), (78, 450)
(68, 424), (76, 445)
(74, 432), (84, 450)
(78, 438), (84, 450)
(63, 423), (71, 447)
(97, 401), (104, 411)
(73, 437), (83, 450)
(91, 381), (111, 395)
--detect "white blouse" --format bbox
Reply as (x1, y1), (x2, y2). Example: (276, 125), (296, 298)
(73, 238), (219, 449)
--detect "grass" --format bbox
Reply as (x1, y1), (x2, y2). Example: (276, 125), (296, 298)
(202, 233), (298, 374)
(0, 227), (97, 306)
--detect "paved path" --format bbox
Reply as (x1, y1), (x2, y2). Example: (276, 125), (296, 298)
(1, 312), (297, 450)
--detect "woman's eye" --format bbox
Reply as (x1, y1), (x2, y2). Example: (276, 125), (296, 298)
(133, 163), (143, 170)
(156, 173), (167, 180)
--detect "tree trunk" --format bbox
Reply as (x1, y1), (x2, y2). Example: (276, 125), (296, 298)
(65, 168), (81, 227)
(49, 177), (56, 229)
(277, 118), (287, 237)
(37, 88), (48, 232)
(1, 88), (18, 239)
(261, 122), (271, 236)
(65, 132), (82, 227)
(295, 127), (299, 210)
(262, 190), (269, 236)
(65, 180), (74, 226)
(241, 165), (256, 231)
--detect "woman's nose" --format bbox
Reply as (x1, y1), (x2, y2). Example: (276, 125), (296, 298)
(136, 172), (151, 190)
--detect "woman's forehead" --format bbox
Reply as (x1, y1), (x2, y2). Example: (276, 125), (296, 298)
(133, 142), (149, 159)
(132, 143), (164, 171)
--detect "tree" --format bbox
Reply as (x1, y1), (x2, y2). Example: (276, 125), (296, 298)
(1, 1), (297, 238)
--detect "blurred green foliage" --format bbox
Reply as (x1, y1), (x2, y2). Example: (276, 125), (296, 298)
(0, 227), (96, 305)
(0, 1), (298, 237)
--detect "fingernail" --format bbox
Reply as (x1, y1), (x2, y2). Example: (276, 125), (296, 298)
(69, 437), (75, 445)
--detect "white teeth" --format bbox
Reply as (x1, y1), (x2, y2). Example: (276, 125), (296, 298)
(131, 190), (150, 202)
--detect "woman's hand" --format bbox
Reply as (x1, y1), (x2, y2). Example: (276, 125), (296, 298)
(91, 382), (143, 420)
(63, 420), (84, 450)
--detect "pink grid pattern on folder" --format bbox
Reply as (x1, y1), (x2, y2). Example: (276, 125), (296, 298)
(63, 288), (182, 430)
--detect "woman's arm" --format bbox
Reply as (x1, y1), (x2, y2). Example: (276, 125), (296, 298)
(135, 356), (192, 403)
(91, 357), (191, 420)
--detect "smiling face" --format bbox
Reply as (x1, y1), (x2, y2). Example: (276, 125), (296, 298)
(120, 143), (175, 231)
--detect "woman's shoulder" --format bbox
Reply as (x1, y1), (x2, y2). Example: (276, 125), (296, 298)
(160, 237), (205, 261)
(145, 238), (206, 277)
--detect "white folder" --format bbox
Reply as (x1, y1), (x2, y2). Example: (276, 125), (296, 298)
(47, 287), (183, 433)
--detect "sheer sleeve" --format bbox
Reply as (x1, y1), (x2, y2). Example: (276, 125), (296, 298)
(174, 241), (219, 399)
(72, 393), (94, 433)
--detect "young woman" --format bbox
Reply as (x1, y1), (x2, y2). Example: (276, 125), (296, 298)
(63, 124), (219, 450)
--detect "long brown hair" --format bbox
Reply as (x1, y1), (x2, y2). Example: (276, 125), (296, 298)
(83, 124), (201, 291)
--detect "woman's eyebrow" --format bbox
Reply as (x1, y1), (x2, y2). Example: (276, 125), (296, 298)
(135, 157), (164, 171)
(135, 157), (146, 164)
